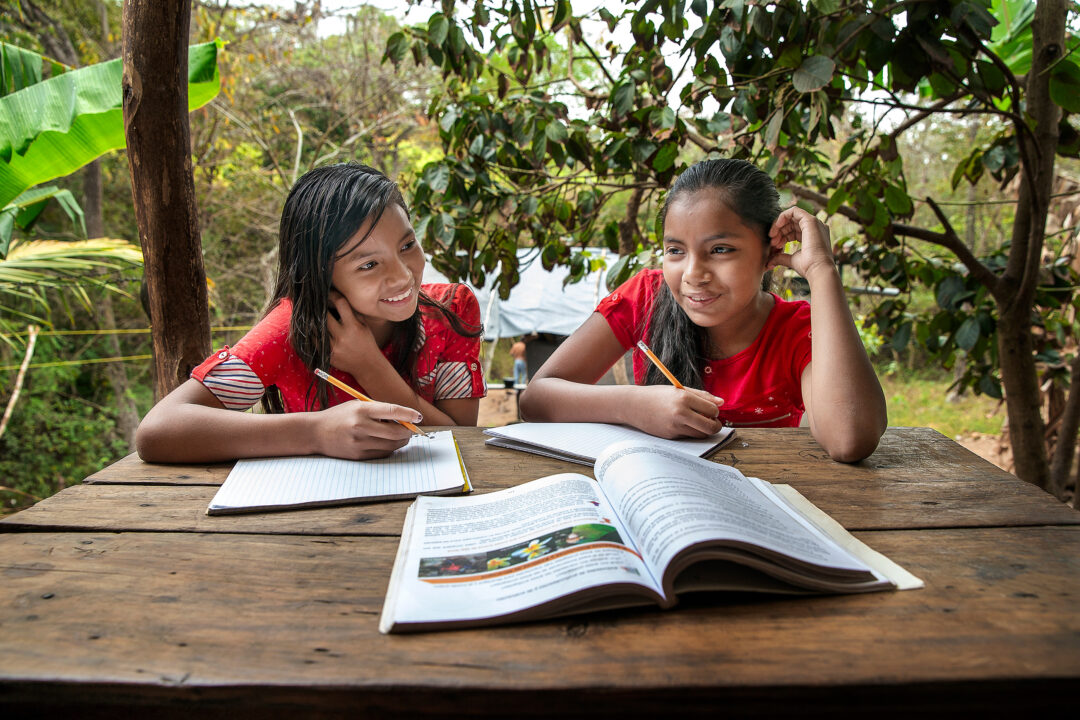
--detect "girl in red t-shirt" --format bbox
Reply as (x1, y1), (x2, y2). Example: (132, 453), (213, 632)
(520, 158), (886, 462)
(136, 164), (485, 463)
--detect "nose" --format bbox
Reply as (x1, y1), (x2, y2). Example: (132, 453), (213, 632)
(387, 253), (414, 287)
(684, 252), (710, 285)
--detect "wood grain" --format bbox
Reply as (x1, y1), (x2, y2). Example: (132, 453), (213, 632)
(9, 426), (1077, 535)
(0, 527), (1076, 715)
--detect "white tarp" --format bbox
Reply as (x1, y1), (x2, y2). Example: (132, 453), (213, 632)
(424, 250), (618, 340)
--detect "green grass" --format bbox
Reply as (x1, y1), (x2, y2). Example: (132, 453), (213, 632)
(877, 366), (1006, 439)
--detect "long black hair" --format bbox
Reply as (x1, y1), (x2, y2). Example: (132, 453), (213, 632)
(262, 163), (482, 413)
(643, 158), (781, 389)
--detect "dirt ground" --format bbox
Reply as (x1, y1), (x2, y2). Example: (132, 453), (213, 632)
(479, 388), (1014, 472)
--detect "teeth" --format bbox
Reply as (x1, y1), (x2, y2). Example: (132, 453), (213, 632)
(384, 289), (412, 302)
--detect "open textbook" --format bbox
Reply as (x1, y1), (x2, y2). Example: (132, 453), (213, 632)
(380, 441), (922, 633)
(206, 430), (471, 515)
(483, 421), (736, 465)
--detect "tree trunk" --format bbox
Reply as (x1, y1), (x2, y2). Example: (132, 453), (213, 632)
(121, 0), (210, 401)
(618, 185), (645, 256)
(1049, 354), (1080, 499)
(996, 0), (1063, 490)
(997, 307), (1051, 489)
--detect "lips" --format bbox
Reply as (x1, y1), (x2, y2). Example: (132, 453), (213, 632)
(382, 287), (414, 304)
(683, 292), (718, 305)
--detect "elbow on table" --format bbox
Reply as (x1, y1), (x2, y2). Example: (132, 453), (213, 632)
(134, 412), (175, 463)
(819, 423), (887, 464)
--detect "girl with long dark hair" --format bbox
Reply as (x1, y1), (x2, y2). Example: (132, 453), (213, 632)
(137, 163), (485, 463)
(519, 158), (886, 462)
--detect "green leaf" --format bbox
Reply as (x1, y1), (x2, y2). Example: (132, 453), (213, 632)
(422, 163), (450, 192)
(0, 40), (221, 210)
(428, 13), (450, 46)
(653, 142), (678, 172)
(1049, 59), (1080, 113)
(765, 110), (783, 148)
(384, 31), (409, 65)
(891, 321), (912, 352)
(883, 185), (913, 215)
(955, 317), (980, 351)
(1, 43), (46, 97)
(810, 0), (841, 12)
(792, 55), (835, 93)
(612, 81), (635, 117)
(826, 188), (849, 215)
(544, 120), (568, 142)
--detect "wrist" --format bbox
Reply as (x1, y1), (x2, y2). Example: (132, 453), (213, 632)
(803, 261), (841, 288)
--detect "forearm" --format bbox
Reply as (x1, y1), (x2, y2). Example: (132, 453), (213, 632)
(519, 378), (644, 426)
(805, 266), (888, 460)
(137, 402), (323, 463)
(349, 360), (459, 425)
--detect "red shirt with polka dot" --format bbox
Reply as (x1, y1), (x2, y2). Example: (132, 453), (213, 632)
(596, 269), (811, 427)
(191, 283), (486, 412)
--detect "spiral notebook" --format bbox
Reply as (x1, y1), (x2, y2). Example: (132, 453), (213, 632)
(206, 430), (472, 515)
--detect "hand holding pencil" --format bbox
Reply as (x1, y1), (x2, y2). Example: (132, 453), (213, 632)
(635, 341), (725, 437)
(315, 368), (432, 439)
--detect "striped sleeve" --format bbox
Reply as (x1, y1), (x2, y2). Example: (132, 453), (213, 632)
(433, 360), (480, 400)
(198, 356), (266, 410)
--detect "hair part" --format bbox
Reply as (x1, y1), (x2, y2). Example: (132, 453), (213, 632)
(644, 158), (781, 388)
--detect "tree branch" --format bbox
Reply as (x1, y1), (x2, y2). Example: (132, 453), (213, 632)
(788, 183), (1002, 293)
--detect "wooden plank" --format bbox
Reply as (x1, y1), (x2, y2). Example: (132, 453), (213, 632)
(7, 449), (1077, 536)
(0, 527), (1076, 715)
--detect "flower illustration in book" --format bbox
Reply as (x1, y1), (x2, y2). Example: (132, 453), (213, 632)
(418, 524), (624, 579)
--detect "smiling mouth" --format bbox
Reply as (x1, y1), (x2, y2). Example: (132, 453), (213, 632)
(382, 288), (414, 303)
(684, 293), (718, 304)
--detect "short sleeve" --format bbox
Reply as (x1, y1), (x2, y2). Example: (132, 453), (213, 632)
(191, 351), (266, 410)
(595, 269), (661, 349)
(425, 284), (486, 400)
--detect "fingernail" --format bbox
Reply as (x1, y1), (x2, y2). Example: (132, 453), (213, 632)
(415, 413), (423, 423)
(715, 398), (725, 406)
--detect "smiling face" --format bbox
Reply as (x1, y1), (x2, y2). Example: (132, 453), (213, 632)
(330, 203), (424, 340)
(661, 190), (772, 351)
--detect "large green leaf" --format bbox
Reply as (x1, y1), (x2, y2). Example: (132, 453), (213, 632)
(0, 185), (86, 258)
(0, 40), (222, 209)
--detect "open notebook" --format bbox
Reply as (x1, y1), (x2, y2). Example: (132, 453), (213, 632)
(206, 430), (471, 515)
(483, 422), (735, 465)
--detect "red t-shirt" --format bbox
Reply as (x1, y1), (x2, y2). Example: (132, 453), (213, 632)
(191, 283), (486, 413)
(596, 269), (812, 427)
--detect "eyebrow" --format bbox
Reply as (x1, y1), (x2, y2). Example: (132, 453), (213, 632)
(341, 229), (415, 261)
(662, 233), (736, 244)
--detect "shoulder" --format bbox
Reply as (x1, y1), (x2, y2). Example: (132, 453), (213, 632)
(423, 282), (478, 315)
(601, 268), (663, 309)
(234, 298), (293, 352)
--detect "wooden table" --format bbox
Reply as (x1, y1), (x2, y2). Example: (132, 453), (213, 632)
(1, 427), (1077, 717)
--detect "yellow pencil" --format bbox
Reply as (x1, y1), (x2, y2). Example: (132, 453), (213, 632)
(636, 340), (685, 389)
(314, 368), (428, 436)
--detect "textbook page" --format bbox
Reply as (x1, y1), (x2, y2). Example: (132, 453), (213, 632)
(594, 442), (883, 586)
(380, 473), (661, 630)
(483, 422), (734, 465)
(207, 430), (470, 514)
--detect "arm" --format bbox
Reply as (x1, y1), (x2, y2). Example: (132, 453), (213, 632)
(768, 208), (887, 462)
(135, 379), (417, 464)
(327, 293), (478, 426)
(518, 313), (726, 438)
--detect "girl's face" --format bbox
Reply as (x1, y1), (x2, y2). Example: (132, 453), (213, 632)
(661, 190), (770, 334)
(331, 203), (424, 332)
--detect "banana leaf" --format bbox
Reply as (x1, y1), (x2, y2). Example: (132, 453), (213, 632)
(0, 39), (222, 209)
(0, 185), (86, 258)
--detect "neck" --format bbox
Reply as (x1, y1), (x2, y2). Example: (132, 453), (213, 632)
(367, 317), (396, 348)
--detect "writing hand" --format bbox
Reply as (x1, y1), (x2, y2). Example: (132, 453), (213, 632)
(630, 386), (726, 439)
(315, 399), (420, 460)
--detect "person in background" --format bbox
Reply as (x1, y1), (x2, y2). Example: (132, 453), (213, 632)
(510, 337), (528, 385)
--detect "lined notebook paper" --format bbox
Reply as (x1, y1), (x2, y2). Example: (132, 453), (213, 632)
(207, 430), (471, 515)
(483, 422), (735, 465)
